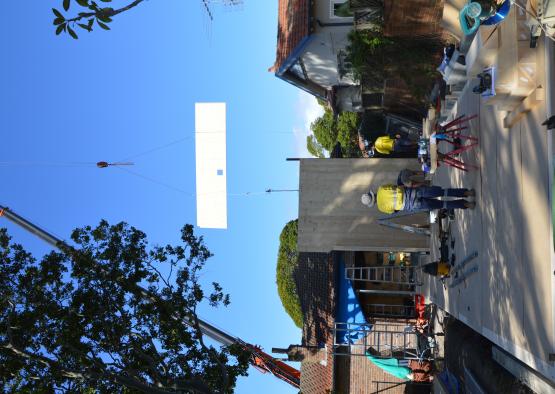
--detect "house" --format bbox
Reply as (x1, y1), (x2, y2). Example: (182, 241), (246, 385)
(273, 158), (433, 393)
(270, 0), (362, 112)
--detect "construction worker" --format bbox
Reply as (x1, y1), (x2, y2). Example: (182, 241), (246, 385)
(372, 135), (418, 155)
(360, 185), (475, 214)
(397, 168), (429, 187)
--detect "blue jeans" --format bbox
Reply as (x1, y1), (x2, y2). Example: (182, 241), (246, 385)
(393, 138), (417, 153)
(412, 186), (468, 210)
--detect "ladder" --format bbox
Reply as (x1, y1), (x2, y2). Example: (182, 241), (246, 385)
(365, 303), (415, 318)
(345, 265), (419, 286)
(377, 209), (431, 236)
(333, 322), (433, 361)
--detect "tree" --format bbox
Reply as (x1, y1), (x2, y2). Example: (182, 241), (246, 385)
(52, 0), (146, 39)
(0, 221), (250, 393)
(310, 109), (337, 153)
(306, 135), (325, 158)
(336, 111), (361, 157)
(307, 105), (361, 158)
(275, 220), (302, 328)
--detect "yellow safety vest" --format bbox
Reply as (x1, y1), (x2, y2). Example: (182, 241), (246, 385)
(374, 136), (395, 155)
(377, 185), (405, 214)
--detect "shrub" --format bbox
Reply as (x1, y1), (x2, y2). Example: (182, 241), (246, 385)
(276, 219), (303, 328)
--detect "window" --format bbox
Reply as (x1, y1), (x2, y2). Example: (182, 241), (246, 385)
(337, 50), (353, 80)
(331, 0), (353, 18)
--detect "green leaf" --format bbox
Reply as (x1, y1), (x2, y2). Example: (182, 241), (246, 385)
(97, 10), (113, 23)
(63, 0), (70, 11)
(87, 18), (94, 29)
(77, 23), (91, 32)
(53, 17), (65, 26)
(97, 20), (110, 30)
(97, 15), (112, 23)
(76, 0), (89, 6)
(52, 8), (64, 19)
(55, 23), (66, 35)
(67, 25), (78, 39)
(100, 0), (112, 2)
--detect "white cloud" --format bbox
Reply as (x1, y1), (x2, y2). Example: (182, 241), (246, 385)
(292, 91), (324, 157)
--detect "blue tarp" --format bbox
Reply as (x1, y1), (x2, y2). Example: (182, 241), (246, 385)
(335, 258), (369, 344)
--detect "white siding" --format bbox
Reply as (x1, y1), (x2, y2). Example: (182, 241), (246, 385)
(298, 159), (428, 252)
(301, 26), (356, 88)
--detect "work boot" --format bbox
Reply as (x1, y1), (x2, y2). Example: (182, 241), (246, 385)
(464, 201), (476, 209)
(464, 189), (476, 197)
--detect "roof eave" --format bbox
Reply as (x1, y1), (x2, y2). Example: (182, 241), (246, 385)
(276, 34), (314, 76)
(276, 72), (327, 101)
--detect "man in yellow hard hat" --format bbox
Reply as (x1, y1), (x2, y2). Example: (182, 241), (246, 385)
(361, 185), (475, 214)
(372, 135), (418, 155)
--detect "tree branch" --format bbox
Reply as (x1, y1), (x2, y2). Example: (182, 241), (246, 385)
(65, 0), (146, 24)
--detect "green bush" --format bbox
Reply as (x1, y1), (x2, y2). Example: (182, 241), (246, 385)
(346, 30), (443, 100)
(276, 219), (303, 328)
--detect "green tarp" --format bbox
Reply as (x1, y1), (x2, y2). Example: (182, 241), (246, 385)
(365, 353), (411, 380)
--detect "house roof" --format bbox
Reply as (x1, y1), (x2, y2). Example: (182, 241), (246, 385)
(294, 252), (336, 394)
(270, 0), (311, 74)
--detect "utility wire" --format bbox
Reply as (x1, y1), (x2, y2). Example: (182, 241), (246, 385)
(117, 136), (193, 162)
(114, 166), (193, 195)
(0, 161), (96, 167)
(113, 166), (271, 198)
(116, 130), (300, 163)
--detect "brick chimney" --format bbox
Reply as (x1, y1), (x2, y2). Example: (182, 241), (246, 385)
(272, 344), (327, 365)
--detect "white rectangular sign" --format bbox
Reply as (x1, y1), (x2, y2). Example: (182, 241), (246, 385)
(195, 103), (227, 229)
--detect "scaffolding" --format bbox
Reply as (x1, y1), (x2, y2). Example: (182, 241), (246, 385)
(363, 303), (415, 319)
(345, 265), (421, 286)
(332, 322), (433, 361)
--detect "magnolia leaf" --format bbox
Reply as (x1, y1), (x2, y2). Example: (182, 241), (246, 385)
(76, 0), (89, 6)
(97, 20), (110, 30)
(67, 25), (78, 39)
(55, 23), (66, 35)
(97, 10), (113, 23)
(63, 0), (70, 11)
(53, 17), (65, 26)
(52, 8), (64, 19)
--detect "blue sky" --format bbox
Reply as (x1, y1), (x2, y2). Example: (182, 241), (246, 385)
(0, 1), (320, 392)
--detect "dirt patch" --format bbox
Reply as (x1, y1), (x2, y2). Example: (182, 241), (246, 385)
(442, 317), (533, 393)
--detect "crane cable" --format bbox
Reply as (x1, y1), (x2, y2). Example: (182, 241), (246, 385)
(113, 166), (275, 198)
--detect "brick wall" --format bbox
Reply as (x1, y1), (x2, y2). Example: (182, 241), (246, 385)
(383, 0), (448, 40)
(294, 252), (336, 393)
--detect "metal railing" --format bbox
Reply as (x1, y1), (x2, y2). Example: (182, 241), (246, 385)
(332, 322), (433, 361)
(345, 265), (420, 286)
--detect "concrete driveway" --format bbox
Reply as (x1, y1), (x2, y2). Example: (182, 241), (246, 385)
(422, 40), (555, 383)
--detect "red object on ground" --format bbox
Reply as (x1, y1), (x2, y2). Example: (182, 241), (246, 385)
(409, 359), (433, 382)
(415, 294), (427, 327)
(415, 294), (426, 319)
